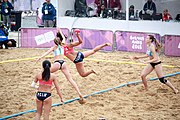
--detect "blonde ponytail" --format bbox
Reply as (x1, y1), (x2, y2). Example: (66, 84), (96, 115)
(154, 38), (162, 53)
(148, 35), (162, 53)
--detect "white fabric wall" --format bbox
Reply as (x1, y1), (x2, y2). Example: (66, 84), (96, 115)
(58, 17), (180, 36)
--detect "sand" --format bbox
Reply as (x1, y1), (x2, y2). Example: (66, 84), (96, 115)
(0, 48), (179, 120)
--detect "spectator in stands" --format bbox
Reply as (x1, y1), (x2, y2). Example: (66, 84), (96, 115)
(175, 14), (180, 21)
(97, 4), (108, 18)
(1, 0), (14, 30)
(0, 24), (16, 49)
(0, 24), (9, 49)
(95, 0), (107, 7)
(129, 5), (135, 19)
(108, 0), (121, 10)
(95, 0), (107, 16)
(143, 0), (156, 15)
(162, 9), (172, 22)
(0, 1), (2, 8)
(74, 0), (87, 17)
(0, 1), (2, 21)
(42, 0), (56, 27)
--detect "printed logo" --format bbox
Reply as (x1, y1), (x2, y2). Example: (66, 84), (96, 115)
(35, 31), (55, 46)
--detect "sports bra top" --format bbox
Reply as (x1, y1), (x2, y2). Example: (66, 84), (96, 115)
(54, 45), (64, 56)
(146, 49), (159, 57)
(39, 79), (52, 86)
(63, 45), (74, 56)
(146, 49), (153, 56)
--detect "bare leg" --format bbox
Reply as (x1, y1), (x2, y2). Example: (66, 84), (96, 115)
(43, 97), (52, 120)
(61, 62), (84, 98)
(82, 43), (111, 58)
(140, 64), (154, 90)
(50, 63), (61, 73)
(76, 62), (96, 77)
(165, 81), (178, 94)
(154, 64), (178, 94)
(34, 99), (43, 120)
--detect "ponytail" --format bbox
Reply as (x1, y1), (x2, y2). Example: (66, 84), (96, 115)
(154, 38), (162, 52)
(56, 32), (63, 41)
(42, 60), (51, 81)
(148, 35), (162, 52)
(56, 31), (67, 45)
(54, 37), (64, 46)
(56, 32), (67, 41)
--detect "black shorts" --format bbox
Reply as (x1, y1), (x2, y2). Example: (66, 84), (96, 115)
(54, 60), (65, 69)
(150, 61), (161, 68)
(36, 92), (51, 101)
(73, 52), (84, 63)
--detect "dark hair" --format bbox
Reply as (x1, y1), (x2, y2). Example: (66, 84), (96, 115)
(55, 31), (68, 45)
(42, 60), (51, 81)
(130, 5), (134, 9)
(56, 31), (68, 41)
(101, 3), (105, 6)
(148, 35), (162, 52)
(56, 32), (64, 41)
(0, 23), (6, 28)
(54, 38), (61, 45)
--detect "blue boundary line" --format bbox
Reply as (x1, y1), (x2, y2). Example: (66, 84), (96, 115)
(0, 72), (179, 120)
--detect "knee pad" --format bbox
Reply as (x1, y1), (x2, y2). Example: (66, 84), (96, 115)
(159, 77), (167, 84)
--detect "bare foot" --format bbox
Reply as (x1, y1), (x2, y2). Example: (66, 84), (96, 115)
(78, 96), (86, 104)
(174, 89), (178, 94)
(144, 87), (148, 91)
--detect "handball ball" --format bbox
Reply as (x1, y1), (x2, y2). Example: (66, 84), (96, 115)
(74, 29), (80, 34)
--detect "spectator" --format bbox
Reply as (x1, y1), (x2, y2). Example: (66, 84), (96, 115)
(1, 0), (14, 30)
(42, 0), (56, 27)
(74, 0), (87, 17)
(0, 24), (9, 49)
(0, 0), (2, 9)
(95, 0), (107, 7)
(0, 1), (2, 21)
(95, 0), (107, 15)
(143, 0), (156, 15)
(97, 4), (108, 18)
(0, 24), (16, 49)
(129, 5), (135, 19)
(162, 9), (172, 22)
(175, 14), (180, 21)
(108, 0), (121, 10)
